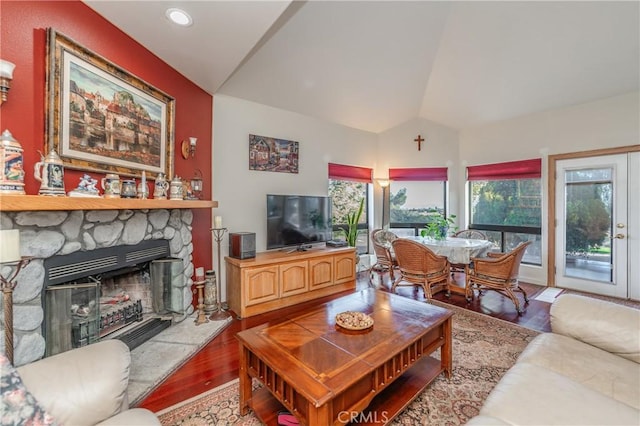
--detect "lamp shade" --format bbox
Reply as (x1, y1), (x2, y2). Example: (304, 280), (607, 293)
(0, 60), (15, 79)
(0, 229), (21, 263)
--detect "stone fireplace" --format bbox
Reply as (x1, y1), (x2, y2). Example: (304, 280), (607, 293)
(0, 207), (197, 367)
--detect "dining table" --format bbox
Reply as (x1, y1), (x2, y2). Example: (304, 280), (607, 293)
(403, 236), (495, 295)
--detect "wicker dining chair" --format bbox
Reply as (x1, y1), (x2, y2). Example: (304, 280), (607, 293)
(370, 229), (399, 280)
(466, 241), (532, 314)
(452, 229), (488, 240)
(450, 229), (490, 276)
(390, 238), (451, 299)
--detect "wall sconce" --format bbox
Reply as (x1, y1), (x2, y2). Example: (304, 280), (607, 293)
(190, 169), (203, 199)
(0, 59), (16, 105)
(181, 136), (197, 159)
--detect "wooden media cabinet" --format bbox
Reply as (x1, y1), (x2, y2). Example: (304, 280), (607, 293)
(225, 246), (356, 318)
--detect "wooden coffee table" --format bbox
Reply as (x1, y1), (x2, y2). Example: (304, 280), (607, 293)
(237, 288), (453, 425)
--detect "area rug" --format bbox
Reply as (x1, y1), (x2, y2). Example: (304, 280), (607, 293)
(156, 303), (539, 425)
(128, 314), (233, 406)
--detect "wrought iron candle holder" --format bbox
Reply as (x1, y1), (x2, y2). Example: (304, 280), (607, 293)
(209, 227), (229, 321)
(1, 257), (31, 365)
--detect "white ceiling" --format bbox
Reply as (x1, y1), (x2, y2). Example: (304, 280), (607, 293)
(85, 1), (639, 133)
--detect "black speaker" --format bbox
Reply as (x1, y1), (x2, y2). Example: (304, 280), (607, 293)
(229, 232), (256, 259)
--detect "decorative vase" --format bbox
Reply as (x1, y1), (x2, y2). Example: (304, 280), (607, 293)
(437, 225), (448, 240)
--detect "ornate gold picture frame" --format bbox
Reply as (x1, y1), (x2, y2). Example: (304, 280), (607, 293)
(45, 28), (175, 178)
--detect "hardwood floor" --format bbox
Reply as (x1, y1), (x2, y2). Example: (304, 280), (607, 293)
(137, 271), (552, 413)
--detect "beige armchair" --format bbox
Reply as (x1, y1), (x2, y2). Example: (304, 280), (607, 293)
(14, 339), (160, 425)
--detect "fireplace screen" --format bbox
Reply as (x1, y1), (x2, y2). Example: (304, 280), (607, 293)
(41, 240), (183, 357)
(45, 283), (100, 356)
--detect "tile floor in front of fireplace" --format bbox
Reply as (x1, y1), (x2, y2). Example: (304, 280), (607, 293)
(125, 313), (233, 406)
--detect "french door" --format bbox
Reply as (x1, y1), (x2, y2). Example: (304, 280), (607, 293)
(554, 153), (639, 298)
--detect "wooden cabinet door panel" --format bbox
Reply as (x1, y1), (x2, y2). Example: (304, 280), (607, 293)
(280, 261), (308, 296)
(309, 257), (333, 290)
(244, 266), (279, 306)
(334, 253), (356, 283)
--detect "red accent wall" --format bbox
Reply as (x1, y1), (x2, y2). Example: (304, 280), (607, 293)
(0, 1), (213, 301)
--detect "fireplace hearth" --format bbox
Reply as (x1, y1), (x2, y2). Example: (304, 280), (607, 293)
(1, 207), (197, 366)
(42, 240), (184, 356)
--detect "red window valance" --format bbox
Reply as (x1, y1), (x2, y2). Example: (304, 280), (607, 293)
(389, 167), (448, 181)
(467, 158), (542, 181)
(328, 163), (372, 183)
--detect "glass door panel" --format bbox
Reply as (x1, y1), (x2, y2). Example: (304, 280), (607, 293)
(555, 154), (628, 298)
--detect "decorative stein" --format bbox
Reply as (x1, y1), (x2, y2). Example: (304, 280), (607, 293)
(153, 172), (169, 199)
(121, 179), (137, 198)
(34, 149), (66, 196)
(101, 173), (121, 198)
(169, 175), (184, 200)
(0, 129), (25, 194)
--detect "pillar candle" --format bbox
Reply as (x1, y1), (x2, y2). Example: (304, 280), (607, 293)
(214, 216), (222, 229)
(0, 229), (21, 263)
(195, 267), (205, 281)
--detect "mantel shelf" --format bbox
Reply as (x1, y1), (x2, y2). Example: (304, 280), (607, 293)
(0, 195), (218, 212)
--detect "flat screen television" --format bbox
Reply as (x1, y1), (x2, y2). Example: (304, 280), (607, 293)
(266, 194), (332, 250)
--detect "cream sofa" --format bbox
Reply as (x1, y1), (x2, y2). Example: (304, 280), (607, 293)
(467, 293), (640, 425)
(16, 339), (160, 425)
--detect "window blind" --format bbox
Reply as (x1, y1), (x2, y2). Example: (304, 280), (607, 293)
(328, 163), (373, 183)
(467, 158), (541, 181)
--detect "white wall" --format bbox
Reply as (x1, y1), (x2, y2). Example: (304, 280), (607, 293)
(214, 92), (639, 296)
(377, 117), (460, 226)
(212, 95), (378, 298)
(460, 92), (640, 284)
(375, 92), (639, 285)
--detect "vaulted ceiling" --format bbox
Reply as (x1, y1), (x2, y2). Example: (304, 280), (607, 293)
(85, 1), (639, 133)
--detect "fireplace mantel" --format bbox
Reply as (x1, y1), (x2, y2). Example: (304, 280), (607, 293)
(0, 195), (217, 211)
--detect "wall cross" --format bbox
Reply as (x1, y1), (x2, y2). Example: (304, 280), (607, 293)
(414, 134), (424, 151)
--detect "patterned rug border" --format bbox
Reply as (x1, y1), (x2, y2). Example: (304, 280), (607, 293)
(155, 378), (240, 417)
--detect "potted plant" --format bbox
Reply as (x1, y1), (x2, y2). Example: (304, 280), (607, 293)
(342, 198), (365, 247)
(421, 213), (457, 240)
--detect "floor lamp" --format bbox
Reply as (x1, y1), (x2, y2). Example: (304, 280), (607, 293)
(376, 179), (390, 229)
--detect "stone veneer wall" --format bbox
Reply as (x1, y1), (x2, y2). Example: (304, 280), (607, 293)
(0, 208), (196, 367)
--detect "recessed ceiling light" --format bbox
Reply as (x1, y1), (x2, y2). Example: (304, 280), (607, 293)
(166, 8), (192, 27)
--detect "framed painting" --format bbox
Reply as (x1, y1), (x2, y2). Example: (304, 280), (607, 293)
(45, 28), (175, 179)
(249, 134), (299, 174)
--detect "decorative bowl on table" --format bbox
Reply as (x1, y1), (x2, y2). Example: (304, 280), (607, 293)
(335, 311), (374, 333)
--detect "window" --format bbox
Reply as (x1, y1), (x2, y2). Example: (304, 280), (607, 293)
(328, 163), (371, 254)
(468, 159), (542, 265)
(388, 167), (448, 236)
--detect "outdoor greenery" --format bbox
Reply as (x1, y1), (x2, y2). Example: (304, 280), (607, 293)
(389, 188), (442, 223)
(329, 180), (367, 226)
(328, 180), (368, 252)
(565, 183), (611, 254)
(471, 180), (541, 227)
